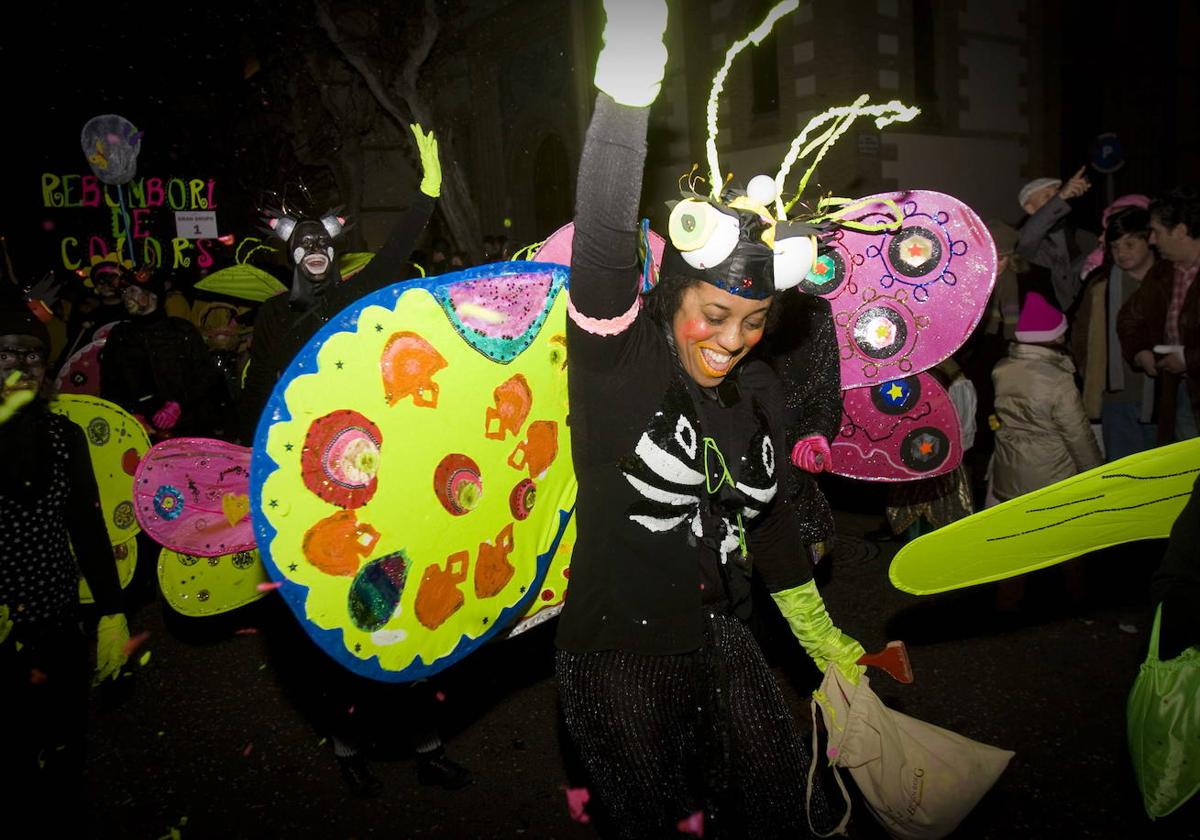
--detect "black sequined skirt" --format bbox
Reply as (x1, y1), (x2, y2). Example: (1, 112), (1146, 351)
(556, 610), (833, 839)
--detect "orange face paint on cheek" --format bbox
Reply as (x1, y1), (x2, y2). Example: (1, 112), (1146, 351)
(678, 318), (715, 343)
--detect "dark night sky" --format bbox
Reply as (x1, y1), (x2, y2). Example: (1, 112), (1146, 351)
(3, 0), (1198, 282)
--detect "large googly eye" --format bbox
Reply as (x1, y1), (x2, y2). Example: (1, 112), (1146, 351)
(773, 235), (818, 291)
(669, 200), (739, 269)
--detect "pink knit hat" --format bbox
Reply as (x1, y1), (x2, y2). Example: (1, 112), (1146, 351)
(1015, 291), (1067, 343)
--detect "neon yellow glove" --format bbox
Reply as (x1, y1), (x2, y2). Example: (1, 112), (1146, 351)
(410, 123), (441, 198)
(594, 0), (669, 107)
(0, 604), (12, 645)
(771, 580), (866, 684)
(93, 613), (130, 685)
(0, 371), (35, 425)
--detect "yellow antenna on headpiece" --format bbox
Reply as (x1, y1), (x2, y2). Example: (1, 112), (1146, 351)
(775, 97), (921, 217)
(705, 0), (799, 201)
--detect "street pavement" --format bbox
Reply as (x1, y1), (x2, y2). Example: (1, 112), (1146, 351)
(83, 508), (1200, 839)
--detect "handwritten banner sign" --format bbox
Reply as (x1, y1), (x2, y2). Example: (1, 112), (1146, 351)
(40, 172), (228, 272)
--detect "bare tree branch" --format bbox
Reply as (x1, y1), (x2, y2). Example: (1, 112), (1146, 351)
(314, 0), (482, 261)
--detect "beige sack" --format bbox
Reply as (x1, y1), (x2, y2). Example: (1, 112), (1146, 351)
(807, 668), (1014, 839)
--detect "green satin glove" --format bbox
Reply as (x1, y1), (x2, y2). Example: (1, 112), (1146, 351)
(93, 612), (130, 685)
(771, 580), (866, 684)
(410, 123), (441, 198)
(0, 604), (12, 645)
(0, 371), (35, 425)
(594, 0), (669, 107)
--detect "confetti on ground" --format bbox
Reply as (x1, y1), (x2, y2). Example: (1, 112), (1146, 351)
(677, 810), (704, 837)
(30, 667), (48, 685)
(235, 627), (260, 635)
(243, 743), (254, 757)
(347, 705), (356, 715)
(123, 631), (151, 656)
(140, 651), (153, 666)
(1119, 624), (1138, 634)
(435, 690), (446, 702)
(562, 786), (591, 824)
(256, 581), (283, 592)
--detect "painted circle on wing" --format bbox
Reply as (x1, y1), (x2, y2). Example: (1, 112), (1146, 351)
(348, 550), (410, 632)
(153, 484), (185, 520)
(870, 376), (922, 415)
(87, 416), (111, 446)
(887, 226), (943, 278)
(852, 305), (908, 359)
(900, 426), (950, 472)
(798, 246), (847, 296)
(301, 410), (382, 509)
(157, 545), (269, 617)
(252, 261), (579, 682)
(113, 501), (136, 530)
(509, 478), (536, 520)
(434, 454), (483, 515)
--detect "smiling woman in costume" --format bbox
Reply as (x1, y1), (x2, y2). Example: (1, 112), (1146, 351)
(554, 2), (864, 836)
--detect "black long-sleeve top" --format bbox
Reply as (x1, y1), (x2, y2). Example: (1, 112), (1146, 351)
(555, 94), (814, 656)
(759, 289), (842, 543)
(238, 192), (436, 443)
(0, 405), (123, 629)
(1151, 474), (1200, 659)
(100, 310), (232, 438)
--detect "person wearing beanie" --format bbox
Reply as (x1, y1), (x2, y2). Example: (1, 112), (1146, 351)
(0, 301), (131, 826)
(990, 290), (1102, 506)
(98, 264), (233, 439)
(1016, 167), (1099, 313)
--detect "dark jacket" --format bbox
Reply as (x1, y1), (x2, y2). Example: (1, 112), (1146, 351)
(1016, 195), (1097, 312)
(101, 310), (233, 438)
(238, 193), (435, 444)
(1115, 259), (1200, 440)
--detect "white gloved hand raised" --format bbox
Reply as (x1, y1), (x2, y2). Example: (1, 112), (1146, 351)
(594, 0), (669, 107)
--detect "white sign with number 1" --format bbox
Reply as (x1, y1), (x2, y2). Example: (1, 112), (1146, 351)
(175, 211), (218, 240)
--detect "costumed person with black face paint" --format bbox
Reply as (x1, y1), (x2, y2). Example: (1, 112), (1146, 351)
(0, 296), (131, 827)
(99, 265), (232, 440)
(60, 258), (130, 368)
(243, 125), (470, 794)
(554, 4), (866, 837)
(238, 124), (441, 444)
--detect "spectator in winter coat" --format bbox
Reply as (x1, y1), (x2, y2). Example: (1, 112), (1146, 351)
(991, 291), (1102, 504)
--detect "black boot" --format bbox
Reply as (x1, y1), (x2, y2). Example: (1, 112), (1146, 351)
(337, 754), (382, 797)
(416, 748), (472, 789)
